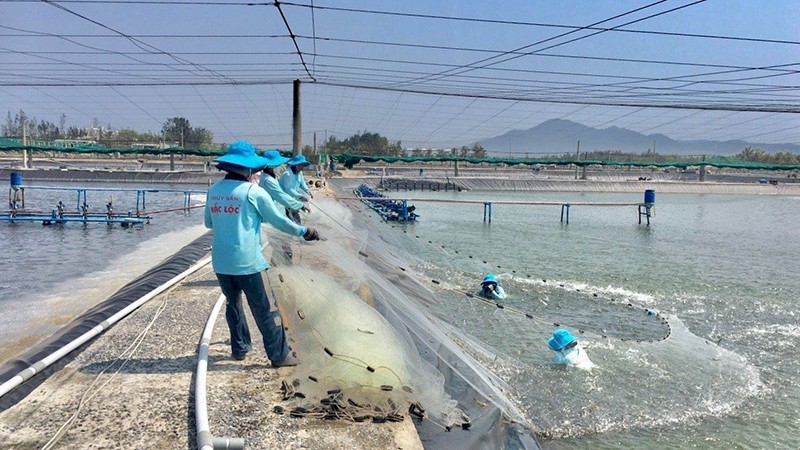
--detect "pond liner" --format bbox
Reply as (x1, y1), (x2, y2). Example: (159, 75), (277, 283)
(0, 231), (212, 412)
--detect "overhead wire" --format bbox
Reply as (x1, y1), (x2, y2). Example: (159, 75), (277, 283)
(191, 84), (235, 138)
(39, 0), (241, 84)
(110, 86), (162, 125)
(2, 0), (796, 146)
(281, 1), (800, 47)
(6, 0), (800, 49)
(310, 0), (317, 78)
(0, 25), (199, 81)
(5, 31), (798, 82)
(273, 0), (316, 81)
(312, 80), (800, 114)
(382, 0), (694, 87)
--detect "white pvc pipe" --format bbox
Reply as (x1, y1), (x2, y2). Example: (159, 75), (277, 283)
(195, 293), (244, 450)
(196, 293), (225, 450)
(0, 256), (212, 399)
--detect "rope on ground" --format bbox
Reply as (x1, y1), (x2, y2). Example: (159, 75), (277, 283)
(40, 288), (176, 450)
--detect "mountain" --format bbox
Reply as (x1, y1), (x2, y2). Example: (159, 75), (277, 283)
(478, 119), (800, 156)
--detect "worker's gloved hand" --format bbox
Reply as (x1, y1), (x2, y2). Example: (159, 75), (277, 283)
(300, 196), (310, 203)
(301, 205), (311, 213)
(303, 227), (321, 241)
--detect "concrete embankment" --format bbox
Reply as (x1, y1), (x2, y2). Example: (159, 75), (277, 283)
(0, 198), (421, 449)
(1, 167), (221, 185)
(374, 176), (800, 195)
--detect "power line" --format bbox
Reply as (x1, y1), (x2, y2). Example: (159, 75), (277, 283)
(7, 0), (800, 48)
(282, 1), (800, 47)
(109, 86), (161, 124)
(8, 63), (794, 111)
(3, 0), (270, 5)
(312, 81), (800, 114)
(40, 0), (236, 83)
(10, 51), (794, 104)
(0, 46), (173, 83)
(310, 0), (317, 77)
(3, 32), (796, 78)
(0, 79), (298, 87)
(306, 68), (800, 108)
(273, 0), (315, 81)
(0, 25), (208, 81)
(304, 61), (800, 98)
(388, 0), (709, 88)
(383, 0), (672, 87)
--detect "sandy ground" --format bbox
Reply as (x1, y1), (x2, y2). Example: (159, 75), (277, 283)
(0, 250), (422, 449)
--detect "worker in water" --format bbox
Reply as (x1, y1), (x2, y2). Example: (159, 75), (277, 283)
(547, 329), (595, 370)
(280, 154), (314, 203)
(205, 141), (322, 367)
(259, 150), (309, 225)
(478, 274), (507, 300)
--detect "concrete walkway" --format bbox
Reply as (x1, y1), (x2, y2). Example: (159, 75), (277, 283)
(0, 247), (421, 449)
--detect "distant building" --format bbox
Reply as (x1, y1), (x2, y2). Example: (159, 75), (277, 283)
(131, 142), (169, 150)
(53, 139), (99, 148)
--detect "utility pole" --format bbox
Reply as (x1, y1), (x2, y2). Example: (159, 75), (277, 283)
(293, 79), (302, 154)
(22, 121), (28, 169)
(699, 154), (706, 182)
(574, 140), (580, 180)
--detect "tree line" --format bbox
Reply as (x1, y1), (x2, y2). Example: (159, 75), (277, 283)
(534, 148), (799, 166)
(319, 131), (487, 158)
(4, 110), (793, 164)
(2, 110), (216, 150)
(733, 146), (799, 165)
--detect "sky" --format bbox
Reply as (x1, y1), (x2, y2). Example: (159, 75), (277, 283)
(1, 0), (799, 151)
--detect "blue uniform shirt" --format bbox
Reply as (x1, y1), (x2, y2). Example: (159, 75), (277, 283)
(478, 285), (507, 300)
(552, 345), (595, 370)
(259, 173), (303, 211)
(297, 171), (310, 193)
(279, 169), (306, 200)
(204, 179), (306, 275)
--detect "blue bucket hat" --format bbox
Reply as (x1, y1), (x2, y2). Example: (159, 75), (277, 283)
(482, 274), (498, 285)
(214, 141), (269, 169)
(548, 329), (577, 351)
(262, 149), (291, 168)
(288, 154), (311, 167)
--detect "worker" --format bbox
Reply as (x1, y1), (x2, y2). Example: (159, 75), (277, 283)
(547, 329), (595, 370)
(205, 141), (322, 367)
(478, 274), (507, 300)
(259, 150), (309, 225)
(280, 154), (313, 202)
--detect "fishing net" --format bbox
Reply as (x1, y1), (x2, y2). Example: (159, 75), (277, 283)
(262, 179), (761, 446)
(269, 267), (463, 427)
(324, 179), (761, 442)
(385, 232), (763, 441)
(265, 194), (537, 448)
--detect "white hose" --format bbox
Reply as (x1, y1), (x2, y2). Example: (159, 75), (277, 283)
(0, 256), (212, 399)
(196, 293), (226, 450)
(195, 293), (245, 450)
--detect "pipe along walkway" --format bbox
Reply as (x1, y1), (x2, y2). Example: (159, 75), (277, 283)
(4, 185), (206, 227)
(338, 195), (655, 225)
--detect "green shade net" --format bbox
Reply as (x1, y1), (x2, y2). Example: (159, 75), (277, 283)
(333, 153), (800, 171)
(0, 138), (224, 157)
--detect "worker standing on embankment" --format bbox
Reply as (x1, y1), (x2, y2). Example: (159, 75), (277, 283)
(205, 141), (321, 367)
